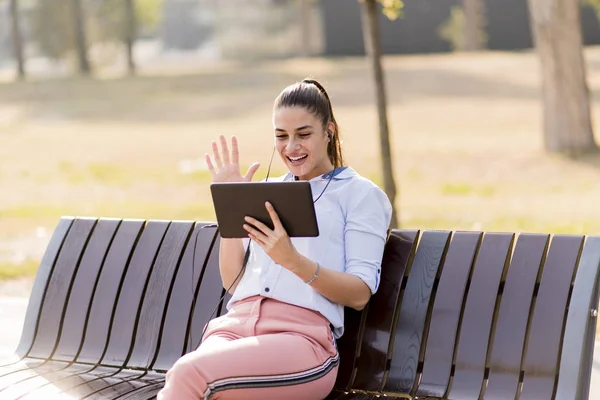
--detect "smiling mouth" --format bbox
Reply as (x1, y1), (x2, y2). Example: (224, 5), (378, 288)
(287, 155), (308, 165)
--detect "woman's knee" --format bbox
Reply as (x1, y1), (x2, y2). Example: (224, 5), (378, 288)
(166, 352), (206, 386)
(159, 353), (211, 400)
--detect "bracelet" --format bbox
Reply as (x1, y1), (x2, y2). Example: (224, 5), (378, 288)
(305, 262), (320, 285)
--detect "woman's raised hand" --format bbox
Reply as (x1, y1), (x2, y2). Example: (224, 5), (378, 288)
(205, 135), (260, 183)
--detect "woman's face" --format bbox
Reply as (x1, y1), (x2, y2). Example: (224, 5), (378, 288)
(273, 106), (333, 181)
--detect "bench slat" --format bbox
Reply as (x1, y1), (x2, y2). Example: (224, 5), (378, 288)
(0, 360), (51, 392)
(0, 360), (80, 398)
(448, 232), (514, 399)
(54, 218), (122, 361)
(51, 365), (158, 398)
(9, 217), (74, 364)
(55, 369), (163, 399)
(28, 218), (97, 360)
(128, 221), (194, 369)
(383, 230), (451, 394)
(417, 231), (482, 397)
(334, 306), (364, 390)
(100, 221), (171, 367)
(520, 235), (584, 399)
(485, 233), (549, 399)
(556, 236), (600, 400)
(152, 224), (218, 371)
(351, 229), (419, 392)
(5, 362), (118, 399)
(328, 392), (397, 399)
(113, 381), (164, 400)
(77, 371), (164, 400)
(77, 220), (145, 365)
(188, 235), (225, 352)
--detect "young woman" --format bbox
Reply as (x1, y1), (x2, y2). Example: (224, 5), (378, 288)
(158, 79), (392, 400)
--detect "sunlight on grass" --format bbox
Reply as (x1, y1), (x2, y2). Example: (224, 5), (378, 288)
(440, 183), (495, 197)
(488, 217), (600, 235)
(93, 201), (216, 221)
(0, 259), (39, 280)
(56, 161), (220, 187)
(88, 163), (129, 185)
(0, 205), (72, 219)
(0, 202), (216, 221)
(402, 215), (600, 235)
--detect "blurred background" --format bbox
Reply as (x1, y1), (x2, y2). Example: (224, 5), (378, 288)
(0, 0), (600, 285)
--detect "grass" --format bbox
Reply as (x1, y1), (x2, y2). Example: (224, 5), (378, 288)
(440, 182), (495, 197)
(0, 259), (40, 281)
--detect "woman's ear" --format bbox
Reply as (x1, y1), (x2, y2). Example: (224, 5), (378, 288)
(327, 122), (335, 139)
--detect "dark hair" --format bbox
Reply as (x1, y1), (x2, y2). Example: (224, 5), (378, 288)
(273, 79), (345, 168)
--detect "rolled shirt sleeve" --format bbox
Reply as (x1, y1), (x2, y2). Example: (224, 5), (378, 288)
(343, 185), (392, 294)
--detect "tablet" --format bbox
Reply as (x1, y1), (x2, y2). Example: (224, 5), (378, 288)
(210, 181), (320, 238)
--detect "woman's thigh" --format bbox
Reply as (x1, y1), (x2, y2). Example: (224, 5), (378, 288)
(179, 331), (338, 400)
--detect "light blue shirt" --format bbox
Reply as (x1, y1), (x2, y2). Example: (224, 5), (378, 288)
(227, 167), (392, 338)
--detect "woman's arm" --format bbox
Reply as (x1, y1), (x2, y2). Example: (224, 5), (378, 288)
(204, 134), (260, 293)
(287, 255), (372, 311)
(244, 198), (390, 311)
(219, 238), (246, 293)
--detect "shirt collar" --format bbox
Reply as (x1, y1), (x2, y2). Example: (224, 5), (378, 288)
(286, 166), (357, 182)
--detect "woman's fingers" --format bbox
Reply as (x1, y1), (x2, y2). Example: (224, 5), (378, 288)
(265, 202), (285, 233)
(244, 162), (260, 181)
(205, 154), (215, 176)
(220, 135), (230, 164)
(244, 224), (268, 244)
(244, 216), (272, 236)
(231, 136), (240, 165)
(212, 141), (223, 168)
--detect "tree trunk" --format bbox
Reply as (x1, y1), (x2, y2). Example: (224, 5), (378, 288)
(462, 0), (485, 51)
(71, 0), (91, 75)
(124, 0), (137, 75)
(9, 0), (25, 80)
(299, 0), (311, 57)
(527, 0), (598, 155)
(360, 0), (399, 228)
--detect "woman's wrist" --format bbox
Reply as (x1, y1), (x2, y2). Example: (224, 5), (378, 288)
(287, 254), (318, 283)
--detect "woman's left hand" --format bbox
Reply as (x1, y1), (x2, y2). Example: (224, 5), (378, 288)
(243, 202), (299, 269)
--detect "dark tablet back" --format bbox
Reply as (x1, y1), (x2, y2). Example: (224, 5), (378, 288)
(210, 182), (320, 238)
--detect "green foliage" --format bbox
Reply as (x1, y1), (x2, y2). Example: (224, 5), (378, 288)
(438, 4), (487, 51)
(585, 0), (600, 9)
(136, 0), (163, 30)
(584, 0), (600, 19)
(377, 0), (405, 20)
(438, 6), (465, 51)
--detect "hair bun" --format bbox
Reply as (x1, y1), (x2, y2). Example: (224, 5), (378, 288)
(302, 79), (329, 98)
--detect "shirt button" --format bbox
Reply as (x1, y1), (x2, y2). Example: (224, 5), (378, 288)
(265, 287), (270, 292)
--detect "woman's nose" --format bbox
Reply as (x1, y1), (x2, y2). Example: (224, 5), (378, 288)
(286, 137), (300, 151)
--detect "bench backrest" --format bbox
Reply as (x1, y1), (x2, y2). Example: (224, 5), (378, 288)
(10, 217), (600, 400)
(12, 217), (223, 373)
(337, 230), (600, 400)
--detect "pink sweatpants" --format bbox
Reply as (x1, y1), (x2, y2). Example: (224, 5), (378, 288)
(157, 295), (339, 400)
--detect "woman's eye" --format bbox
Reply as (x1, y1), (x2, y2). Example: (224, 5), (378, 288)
(276, 135), (287, 140)
(299, 133), (311, 138)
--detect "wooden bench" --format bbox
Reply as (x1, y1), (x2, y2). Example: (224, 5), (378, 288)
(0, 216), (599, 399)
